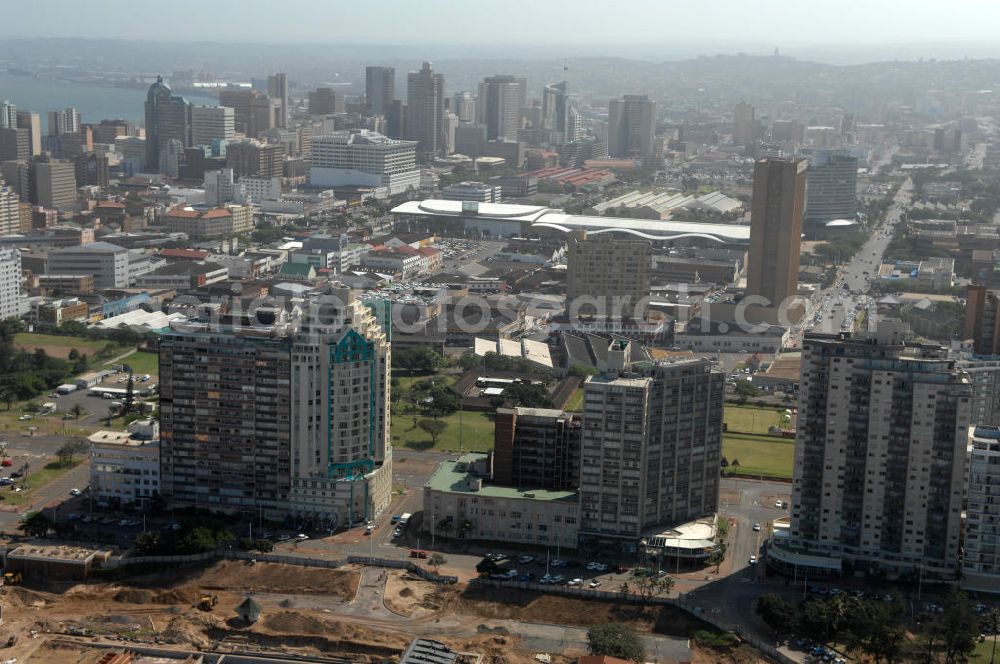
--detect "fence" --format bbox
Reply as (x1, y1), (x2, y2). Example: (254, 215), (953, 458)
(347, 554), (458, 584)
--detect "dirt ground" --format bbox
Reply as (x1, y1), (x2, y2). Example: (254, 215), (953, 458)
(383, 569), (444, 618)
(691, 642), (771, 664)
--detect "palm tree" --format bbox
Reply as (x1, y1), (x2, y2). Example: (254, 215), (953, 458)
(987, 608), (1000, 664)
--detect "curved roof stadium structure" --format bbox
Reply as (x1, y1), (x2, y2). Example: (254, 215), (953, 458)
(391, 199), (750, 245)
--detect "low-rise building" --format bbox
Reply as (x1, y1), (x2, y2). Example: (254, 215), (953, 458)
(134, 261), (228, 290)
(89, 424), (160, 508)
(423, 453), (580, 548)
(362, 250), (424, 277)
(674, 317), (788, 355)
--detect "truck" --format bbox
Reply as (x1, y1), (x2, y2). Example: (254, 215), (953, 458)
(55, 384), (77, 395)
(398, 513), (412, 528)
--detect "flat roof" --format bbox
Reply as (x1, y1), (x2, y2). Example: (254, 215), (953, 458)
(392, 199), (750, 244)
(426, 456), (578, 502)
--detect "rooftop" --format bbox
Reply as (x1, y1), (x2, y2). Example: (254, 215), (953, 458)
(426, 454), (578, 502)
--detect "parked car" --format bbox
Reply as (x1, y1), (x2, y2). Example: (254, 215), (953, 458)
(517, 555), (535, 564)
(567, 578), (583, 586)
(69, 488), (81, 496)
(752, 523), (761, 532)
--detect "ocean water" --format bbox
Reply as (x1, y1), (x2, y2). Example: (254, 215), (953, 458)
(0, 73), (217, 126)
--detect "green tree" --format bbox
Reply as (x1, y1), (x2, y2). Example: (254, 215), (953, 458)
(19, 511), (53, 538)
(932, 590), (981, 664)
(56, 438), (88, 463)
(69, 403), (84, 420)
(123, 373), (135, 414)
(428, 553), (446, 572)
(707, 543), (726, 573)
(418, 419), (448, 445)
(845, 599), (905, 664)
(503, 382), (552, 409)
(756, 593), (795, 633)
(632, 573), (674, 600)
(985, 608), (1000, 664)
(587, 623), (646, 662)
(67, 348), (79, 361)
(393, 347), (444, 375)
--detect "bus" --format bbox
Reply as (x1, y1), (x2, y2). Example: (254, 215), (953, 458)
(398, 513), (412, 528)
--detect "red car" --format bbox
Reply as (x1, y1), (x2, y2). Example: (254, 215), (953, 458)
(1, 459), (12, 467)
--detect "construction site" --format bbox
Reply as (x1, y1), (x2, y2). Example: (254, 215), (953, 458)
(0, 559), (767, 664)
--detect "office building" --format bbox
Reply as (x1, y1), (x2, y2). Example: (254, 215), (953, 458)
(452, 91), (476, 123)
(33, 158), (78, 211)
(47, 107), (81, 136)
(0, 101), (14, 129)
(162, 205), (252, 240)
(308, 87), (341, 116)
(159, 287), (392, 526)
(771, 120), (806, 144)
(15, 111), (42, 157)
(406, 62), (445, 159)
(385, 100), (406, 139)
(964, 285), (1000, 356)
(964, 426), (1000, 591)
(226, 139), (284, 179)
(786, 323), (972, 577)
(566, 231), (651, 320)
(144, 76), (191, 172)
(804, 150), (858, 231)
(477, 75), (526, 142)
(494, 407), (581, 491)
(0, 128), (29, 162)
(607, 94), (656, 158)
(365, 66), (395, 115)
(48, 241), (129, 289)
(541, 82), (580, 144)
(733, 101), (756, 146)
(191, 106), (235, 146)
(309, 129), (419, 195)
(579, 356), (725, 541)
(219, 88), (276, 137)
(0, 246), (27, 319)
(266, 73), (288, 128)
(746, 157), (807, 308)
(74, 153), (109, 188)
(93, 119), (136, 145)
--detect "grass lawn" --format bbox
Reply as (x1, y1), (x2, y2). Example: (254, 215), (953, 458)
(724, 405), (788, 434)
(391, 410), (495, 452)
(973, 638), (1000, 662)
(14, 332), (124, 359)
(113, 350), (159, 376)
(722, 433), (795, 479)
(0, 458), (83, 506)
(564, 387), (584, 411)
(393, 372), (455, 392)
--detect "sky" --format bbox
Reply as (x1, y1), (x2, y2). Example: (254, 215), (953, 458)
(4, 0), (1000, 51)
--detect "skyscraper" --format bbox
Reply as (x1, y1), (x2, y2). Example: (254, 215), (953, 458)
(15, 111), (41, 157)
(0, 246), (27, 320)
(159, 287), (392, 526)
(266, 72), (289, 128)
(452, 91), (476, 123)
(0, 101), (15, 129)
(406, 62), (445, 159)
(365, 66), (396, 115)
(607, 94), (656, 158)
(746, 157), (807, 308)
(542, 82), (580, 144)
(145, 76), (192, 172)
(33, 158), (78, 211)
(732, 101), (756, 145)
(47, 107), (81, 136)
(191, 106), (236, 146)
(219, 88), (276, 137)
(803, 150), (858, 231)
(477, 75), (526, 141)
(964, 285), (1000, 356)
(0, 176), (18, 237)
(580, 356), (724, 541)
(786, 323), (972, 577)
(566, 231), (651, 320)
(0, 128), (29, 162)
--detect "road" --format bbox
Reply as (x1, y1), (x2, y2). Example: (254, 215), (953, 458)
(789, 178), (913, 347)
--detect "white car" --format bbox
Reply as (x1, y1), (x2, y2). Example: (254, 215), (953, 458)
(752, 522), (761, 532)
(69, 488), (81, 496)
(296, 533), (309, 541)
(748, 555), (758, 565)
(567, 578), (584, 586)
(589, 580), (602, 589)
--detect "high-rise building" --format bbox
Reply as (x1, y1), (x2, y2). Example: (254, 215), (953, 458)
(607, 94), (656, 158)
(0, 101), (15, 129)
(47, 107), (81, 136)
(963, 426), (1000, 591)
(406, 62), (445, 159)
(477, 75), (526, 142)
(0, 246), (27, 319)
(93, 119), (137, 145)
(771, 120), (806, 144)
(191, 106), (235, 146)
(33, 158), (78, 211)
(307, 87), (340, 116)
(309, 129), (419, 195)
(144, 76), (191, 172)
(0, 128), (29, 162)
(226, 140), (284, 180)
(385, 100), (407, 139)
(159, 287), (393, 526)
(732, 101), (756, 146)
(566, 231), (650, 320)
(579, 356), (724, 541)
(746, 157), (807, 308)
(964, 285), (1000, 356)
(0, 177), (19, 237)
(803, 149), (858, 231)
(365, 66), (395, 115)
(964, 360), (1000, 427)
(452, 91), (476, 123)
(74, 153), (109, 188)
(219, 88), (276, 137)
(266, 73), (288, 128)
(786, 324), (973, 577)
(493, 407), (581, 491)
(541, 82), (580, 144)
(48, 241), (129, 289)
(15, 111), (41, 157)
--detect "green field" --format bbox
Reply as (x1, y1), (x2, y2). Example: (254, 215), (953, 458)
(564, 387), (584, 411)
(722, 433), (795, 479)
(14, 332), (123, 359)
(391, 410), (495, 452)
(0, 458), (83, 506)
(115, 350), (159, 376)
(724, 405), (788, 434)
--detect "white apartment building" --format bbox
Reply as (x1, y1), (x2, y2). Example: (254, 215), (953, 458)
(784, 322), (972, 578)
(48, 242), (129, 289)
(237, 176), (281, 204)
(204, 168), (238, 206)
(191, 105), (235, 146)
(963, 425), (1000, 592)
(579, 355), (725, 543)
(362, 250), (423, 277)
(0, 178), (18, 236)
(89, 425), (160, 507)
(309, 129), (420, 195)
(0, 246), (27, 319)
